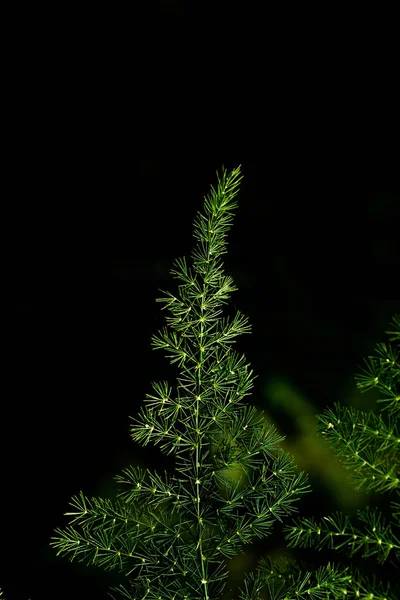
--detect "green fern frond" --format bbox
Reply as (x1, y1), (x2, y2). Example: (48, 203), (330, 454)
(51, 166), (313, 600)
(283, 314), (400, 599)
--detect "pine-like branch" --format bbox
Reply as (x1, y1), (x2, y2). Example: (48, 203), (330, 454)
(281, 314), (400, 600)
(51, 166), (312, 600)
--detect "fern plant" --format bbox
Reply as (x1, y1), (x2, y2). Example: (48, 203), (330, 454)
(51, 166), (397, 599)
(280, 314), (400, 599)
(50, 166), (323, 599)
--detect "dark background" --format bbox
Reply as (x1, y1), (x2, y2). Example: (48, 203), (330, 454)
(4, 155), (399, 599)
(2, 0), (398, 596)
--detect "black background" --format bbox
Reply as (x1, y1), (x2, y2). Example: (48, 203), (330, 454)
(2, 4), (400, 599)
